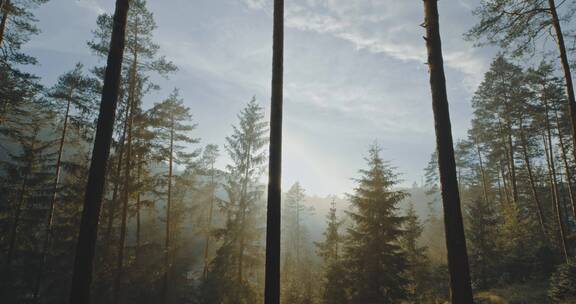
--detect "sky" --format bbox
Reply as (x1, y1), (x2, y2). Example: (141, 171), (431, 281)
(24, 0), (498, 197)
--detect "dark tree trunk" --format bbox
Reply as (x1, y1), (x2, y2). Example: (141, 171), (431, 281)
(265, 0), (284, 303)
(5, 157), (31, 269)
(543, 132), (569, 261)
(475, 142), (490, 204)
(548, 0), (576, 173)
(136, 155), (142, 256)
(112, 61), (136, 304)
(33, 89), (73, 300)
(422, 1), (474, 303)
(68, 1), (130, 303)
(103, 98), (130, 254)
(554, 107), (576, 220)
(519, 119), (547, 235)
(0, 0), (10, 47)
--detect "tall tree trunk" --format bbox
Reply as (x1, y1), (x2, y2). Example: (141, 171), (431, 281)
(68, 1), (130, 303)
(498, 119), (515, 206)
(543, 133), (569, 261)
(112, 58), (136, 304)
(500, 163), (511, 207)
(5, 156), (32, 269)
(497, 169), (504, 206)
(506, 123), (519, 204)
(0, 0), (10, 48)
(554, 107), (576, 220)
(202, 162), (216, 280)
(237, 143), (252, 286)
(161, 118), (175, 302)
(103, 98), (130, 254)
(519, 119), (547, 235)
(548, 0), (576, 171)
(475, 142), (490, 204)
(422, 1), (473, 303)
(33, 88), (73, 300)
(136, 154), (142, 257)
(265, 0), (284, 303)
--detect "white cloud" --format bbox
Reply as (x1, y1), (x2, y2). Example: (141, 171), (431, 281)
(243, 0), (488, 89)
(75, 0), (105, 15)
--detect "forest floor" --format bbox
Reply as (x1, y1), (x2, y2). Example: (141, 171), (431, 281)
(475, 281), (549, 304)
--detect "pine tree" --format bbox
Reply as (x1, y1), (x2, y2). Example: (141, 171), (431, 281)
(33, 63), (98, 299)
(203, 97), (268, 304)
(148, 89), (199, 302)
(401, 203), (431, 303)
(465, 197), (499, 289)
(423, 1), (474, 302)
(201, 144), (220, 280)
(69, 0), (130, 302)
(467, 0), (576, 185)
(316, 198), (346, 304)
(281, 182), (314, 304)
(342, 144), (408, 303)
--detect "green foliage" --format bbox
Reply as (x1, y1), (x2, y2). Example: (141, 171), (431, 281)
(549, 262), (576, 303)
(342, 144), (409, 303)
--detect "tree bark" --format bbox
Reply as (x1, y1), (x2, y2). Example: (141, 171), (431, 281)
(265, 0), (284, 303)
(475, 142), (490, 205)
(553, 107), (576, 220)
(5, 152), (32, 269)
(33, 87), (73, 300)
(112, 58), (136, 304)
(543, 132), (569, 262)
(548, 0), (576, 174)
(161, 117), (175, 302)
(68, 1), (130, 303)
(422, 1), (474, 303)
(0, 0), (10, 48)
(519, 119), (547, 235)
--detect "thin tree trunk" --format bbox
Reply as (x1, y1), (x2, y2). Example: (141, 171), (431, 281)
(161, 118), (174, 302)
(554, 107), (576, 220)
(237, 142), (252, 286)
(548, 0), (576, 175)
(543, 132), (569, 261)
(498, 119), (515, 206)
(500, 163), (511, 207)
(112, 58), (136, 304)
(497, 169), (504, 206)
(202, 162), (216, 280)
(68, 1), (130, 302)
(506, 123), (519, 204)
(33, 88), (73, 300)
(136, 155), (142, 257)
(103, 99), (130, 254)
(519, 119), (547, 235)
(5, 156), (32, 269)
(0, 0), (10, 48)
(422, 1), (473, 303)
(475, 142), (490, 204)
(265, 0), (284, 303)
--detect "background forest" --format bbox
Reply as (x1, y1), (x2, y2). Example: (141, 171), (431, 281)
(2, 0), (576, 304)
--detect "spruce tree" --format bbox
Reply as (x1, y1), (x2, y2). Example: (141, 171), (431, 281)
(148, 89), (199, 302)
(316, 198), (346, 304)
(343, 144), (408, 303)
(202, 97), (268, 304)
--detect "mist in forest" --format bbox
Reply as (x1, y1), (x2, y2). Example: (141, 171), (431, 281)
(1, 1), (576, 304)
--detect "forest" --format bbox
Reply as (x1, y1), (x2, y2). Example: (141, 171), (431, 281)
(1, 0), (576, 303)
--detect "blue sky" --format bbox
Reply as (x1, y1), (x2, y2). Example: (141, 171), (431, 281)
(24, 0), (498, 196)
